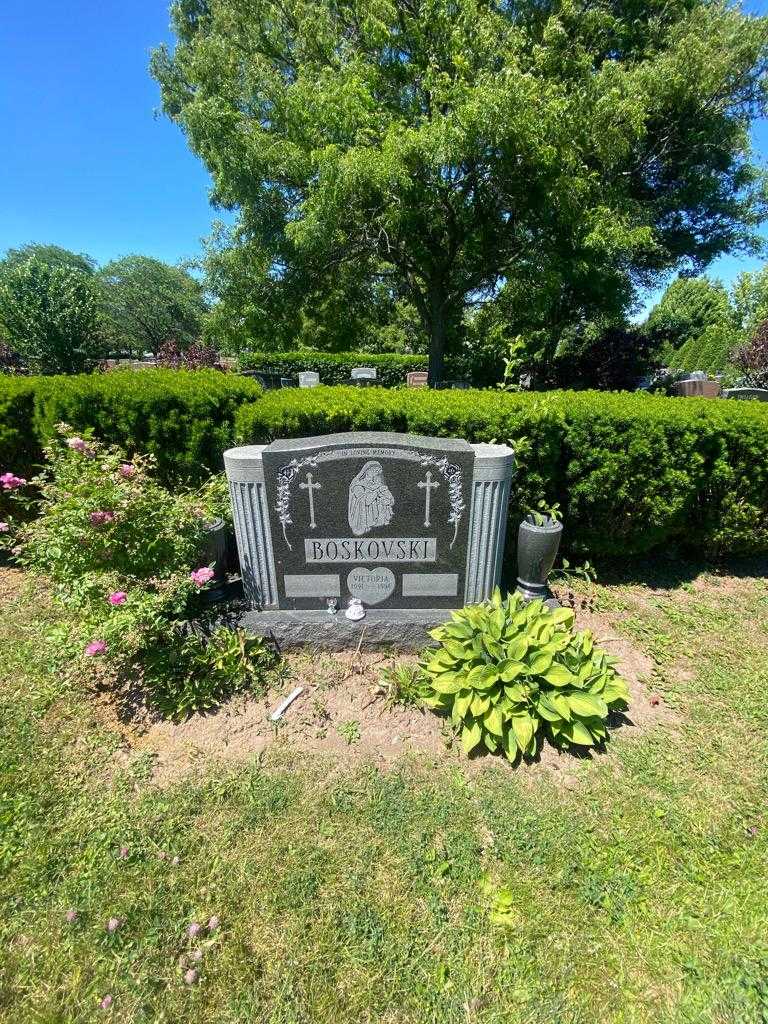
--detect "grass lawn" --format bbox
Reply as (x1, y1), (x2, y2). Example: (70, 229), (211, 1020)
(1, 561), (767, 1023)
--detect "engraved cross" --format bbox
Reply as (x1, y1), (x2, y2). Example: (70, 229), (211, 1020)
(299, 472), (321, 528)
(417, 470), (439, 527)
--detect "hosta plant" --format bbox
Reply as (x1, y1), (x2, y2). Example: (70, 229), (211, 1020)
(422, 591), (629, 760)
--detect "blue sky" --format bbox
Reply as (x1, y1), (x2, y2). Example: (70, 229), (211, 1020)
(0, 0), (217, 268)
(0, 0), (767, 315)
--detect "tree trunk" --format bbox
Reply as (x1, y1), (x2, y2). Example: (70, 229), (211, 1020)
(427, 289), (447, 387)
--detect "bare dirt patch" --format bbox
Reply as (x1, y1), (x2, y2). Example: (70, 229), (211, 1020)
(0, 566), (26, 606)
(110, 604), (672, 788)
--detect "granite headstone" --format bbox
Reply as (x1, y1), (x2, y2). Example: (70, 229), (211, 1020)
(225, 431), (514, 647)
(262, 433), (475, 610)
(723, 387), (768, 401)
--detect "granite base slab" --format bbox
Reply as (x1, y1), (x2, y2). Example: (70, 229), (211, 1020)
(238, 608), (453, 651)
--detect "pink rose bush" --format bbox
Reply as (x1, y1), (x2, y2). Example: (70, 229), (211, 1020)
(1, 472), (26, 490)
(14, 425), (273, 718)
(89, 510), (115, 527)
(190, 566), (215, 587)
(0, 522), (9, 533)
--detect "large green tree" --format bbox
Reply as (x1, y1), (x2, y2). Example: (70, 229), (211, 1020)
(731, 264), (768, 334)
(98, 255), (207, 357)
(645, 276), (733, 349)
(0, 258), (103, 374)
(152, 0), (768, 382)
(203, 225), (425, 353)
(0, 243), (96, 279)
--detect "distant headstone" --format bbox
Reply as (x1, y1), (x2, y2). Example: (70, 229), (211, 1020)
(675, 378), (721, 398)
(225, 432), (515, 647)
(406, 371), (429, 388)
(723, 387), (768, 402)
(351, 367), (377, 380)
(299, 371), (320, 388)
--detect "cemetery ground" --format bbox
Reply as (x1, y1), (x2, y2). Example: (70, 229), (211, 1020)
(1, 558), (767, 1024)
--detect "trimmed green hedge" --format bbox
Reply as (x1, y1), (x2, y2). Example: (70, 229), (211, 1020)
(5, 373), (768, 559)
(0, 370), (262, 488)
(235, 386), (768, 558)
(0, 379), (40, 519)
(237, 350), (428, 386)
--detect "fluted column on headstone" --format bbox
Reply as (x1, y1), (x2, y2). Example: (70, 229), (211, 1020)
(224, 445), (279, 609)
(464, 443), (515, 605)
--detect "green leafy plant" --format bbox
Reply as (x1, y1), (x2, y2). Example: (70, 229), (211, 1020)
(377, 662), (431, 709)
(527, 499), (562, 526)
(337, 720), (361, 745)
(550, 558), (597, 587)
(142, 626), (278, 719)
(421, 590), (629, 761)
(481, 879), (519, 928)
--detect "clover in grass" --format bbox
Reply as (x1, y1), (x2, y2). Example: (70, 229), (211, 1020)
(421, 590), (629, 761)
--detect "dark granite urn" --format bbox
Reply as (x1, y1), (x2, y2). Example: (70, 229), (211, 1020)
(515, 515), (563, 602)
(201, 517), (229, 603)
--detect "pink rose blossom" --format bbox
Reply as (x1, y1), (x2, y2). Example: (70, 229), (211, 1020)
(0, 472), (26, 490)
(0, 522), (9, 533)
(108, 591), (127, 606)
(106, 917), (122, 933)
(65, 908), (79, 923)
(186, 922), (202, 939)
(89, 510), (115, 527)
(118, 463), (136, 479)
(100, 994), (113, 1010)
(190, 566), (215, 587)
(85, 640), (107, 657)
(183, 968), (199, 986)
(66, 437), (87, 452)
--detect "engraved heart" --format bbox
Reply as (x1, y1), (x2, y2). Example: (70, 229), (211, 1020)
(346, 566), (395, 605)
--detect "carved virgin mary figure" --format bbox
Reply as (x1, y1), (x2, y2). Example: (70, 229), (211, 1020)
(348, 460), (395, 536)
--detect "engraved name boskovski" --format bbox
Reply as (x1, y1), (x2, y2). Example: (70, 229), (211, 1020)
(304, 537), (437, 563)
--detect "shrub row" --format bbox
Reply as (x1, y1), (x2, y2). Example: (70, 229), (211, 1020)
(673, 324), (735, 376)
(5, 372), (767, 560)
(234, 386), (768, 558)
(0, 370), (262, 493)
(237, 349), (428, 386)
